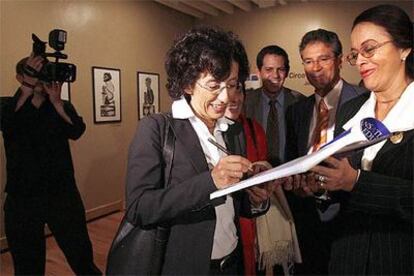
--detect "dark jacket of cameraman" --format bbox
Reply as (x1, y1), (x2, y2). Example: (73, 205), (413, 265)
(1, 88), (102, 275)
(1, 89), (85, 196)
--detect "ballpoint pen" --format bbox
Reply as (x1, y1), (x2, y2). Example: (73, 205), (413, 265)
(207, 138), (254, 173)
(207, 138), (232, 155)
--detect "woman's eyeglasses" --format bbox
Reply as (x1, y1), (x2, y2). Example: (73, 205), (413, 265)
(196, 81), (242, 95)
(346, 40), (393, 66)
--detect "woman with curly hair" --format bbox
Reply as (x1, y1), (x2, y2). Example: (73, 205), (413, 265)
(125, 26), (271, 275)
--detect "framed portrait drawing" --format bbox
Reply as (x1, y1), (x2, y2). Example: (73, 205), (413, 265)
(92, 67), (121, 123)
(137, 72), (160, 120)
(61, 82), (70, 101)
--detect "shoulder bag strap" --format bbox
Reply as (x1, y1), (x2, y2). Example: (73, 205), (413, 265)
(109, 113), (175, 252)
(151, 114), (175, 274)
(161, 113), (175, 187)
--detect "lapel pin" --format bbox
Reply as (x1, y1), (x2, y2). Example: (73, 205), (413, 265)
(390, 132), (403, 144)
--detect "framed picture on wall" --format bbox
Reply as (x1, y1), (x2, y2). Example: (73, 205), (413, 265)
(92, 66), (121, 123)
(137, 71), (160, 120)
(61, 82), (70, 101)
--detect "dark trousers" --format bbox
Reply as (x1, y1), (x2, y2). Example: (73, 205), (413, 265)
(294, 218), (335, 275)
(4, 188), (101, 275)
(286, 193), (335, 276)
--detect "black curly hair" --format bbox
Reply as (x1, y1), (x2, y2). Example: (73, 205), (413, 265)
(165, 26), (249, 100)
(232, 40), (250, 92)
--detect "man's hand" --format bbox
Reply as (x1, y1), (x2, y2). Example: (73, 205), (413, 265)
(245, 160), (274, 207)
(211, 155), (251, 189)
(44, 81), (63, 106)
(15, 54), (45, 111)
(282, 173), (319, 197)
(23, 54), (44, 86)
(246, 183), (272, 207)
(43, 81), (73, 125)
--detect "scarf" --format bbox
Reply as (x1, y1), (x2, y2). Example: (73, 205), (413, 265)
(256, 184), (302, 275)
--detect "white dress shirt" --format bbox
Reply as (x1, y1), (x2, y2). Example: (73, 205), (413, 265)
(307, 79), (343, 151)
(172, 97), (238, 259)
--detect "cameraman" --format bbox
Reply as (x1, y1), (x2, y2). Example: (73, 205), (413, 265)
(0, 54), (102, 275)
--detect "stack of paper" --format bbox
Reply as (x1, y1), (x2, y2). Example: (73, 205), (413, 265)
(210, 117), (391, 199)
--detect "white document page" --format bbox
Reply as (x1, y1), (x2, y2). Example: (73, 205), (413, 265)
(210, 117), (392, 199)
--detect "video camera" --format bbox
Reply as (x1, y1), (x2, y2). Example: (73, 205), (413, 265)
(32, 29), (76, 83)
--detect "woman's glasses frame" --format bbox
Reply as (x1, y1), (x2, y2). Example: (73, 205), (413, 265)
(196, 81), (242, 95)
(346, 40), (394, 66)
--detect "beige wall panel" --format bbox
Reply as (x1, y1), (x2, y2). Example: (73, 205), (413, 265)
(198, 0), (413, 96)
(0, 0), (193, 244)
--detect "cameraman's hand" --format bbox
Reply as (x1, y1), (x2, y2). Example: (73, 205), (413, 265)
(44, 81), (63, 105)
(23, 54), (44, 85)
(15, 54), (45, 111)
(44, 81), (73, 125)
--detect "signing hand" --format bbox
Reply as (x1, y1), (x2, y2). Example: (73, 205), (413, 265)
(311, 157), (358, 192)
(211, 155), (251, 189)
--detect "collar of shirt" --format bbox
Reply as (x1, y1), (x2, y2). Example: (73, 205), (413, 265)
(171, 97), (234, 165)
(261, 87), (285, 107)
(172, 97), (233, 133)
(314, 78), (343, 110)
(343, 81), (414, 132)
(343, 81), (414, 170)
(307, 79), (343, 149)
(260, 86), (285, 128)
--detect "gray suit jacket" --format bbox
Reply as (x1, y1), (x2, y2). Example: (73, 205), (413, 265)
(244, 86), (304, 164)
(244, 86), (304, 125)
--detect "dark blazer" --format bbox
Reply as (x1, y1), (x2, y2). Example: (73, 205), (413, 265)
(125, 114), (260, 275)
(329, 93), (413, 275)
(244, 86), (304, 125)
(286, 80), (366, 160)
(1, 92), (86, 196)
(284, 80), (367, 274)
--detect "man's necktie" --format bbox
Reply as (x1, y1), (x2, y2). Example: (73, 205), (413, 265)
(311, 99), (329, 153)
(311, 98), (332, 209)
(266, 99), (279, 166)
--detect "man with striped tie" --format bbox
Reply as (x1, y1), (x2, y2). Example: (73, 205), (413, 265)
(284, 29), (367, 275)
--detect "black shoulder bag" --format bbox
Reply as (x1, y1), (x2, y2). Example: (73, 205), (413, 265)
(106, 114), (175, 275)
